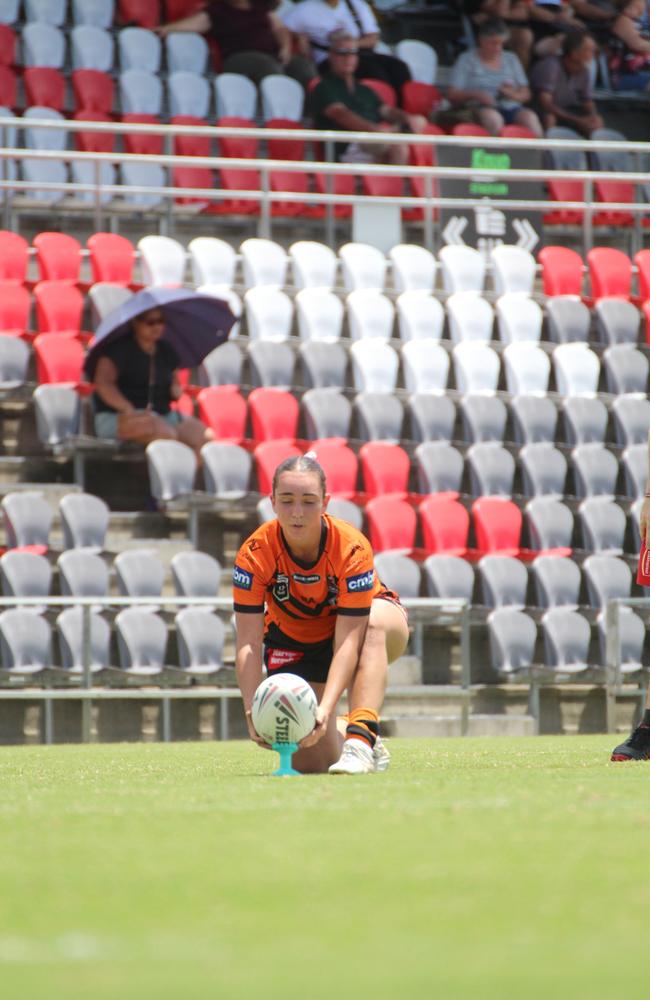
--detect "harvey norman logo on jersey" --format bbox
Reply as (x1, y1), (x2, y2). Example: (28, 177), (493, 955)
(346, 569), (374, 592)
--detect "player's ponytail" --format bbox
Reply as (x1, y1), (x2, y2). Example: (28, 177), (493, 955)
(272, 452), (327, 497)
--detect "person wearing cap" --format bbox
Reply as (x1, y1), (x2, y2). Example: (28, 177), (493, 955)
(311, 31), (427, 163)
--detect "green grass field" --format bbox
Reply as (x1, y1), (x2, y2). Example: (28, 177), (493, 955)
(0, 736), (647, 999)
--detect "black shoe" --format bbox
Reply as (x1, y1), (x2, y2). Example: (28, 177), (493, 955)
(611, 724), (650, 761)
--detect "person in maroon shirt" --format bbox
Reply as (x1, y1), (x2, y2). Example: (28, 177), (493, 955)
(156, 0), (316, 87)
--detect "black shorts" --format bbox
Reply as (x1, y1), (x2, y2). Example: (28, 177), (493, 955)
(264, 640), (334, 684)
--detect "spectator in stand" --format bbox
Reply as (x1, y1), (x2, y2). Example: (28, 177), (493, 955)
(311, 31), (426, 163)
(464, 0), (536, 68)
(447, 18), (544, 135)
(531, 30), (604, 133)
(281, 0), (411, 100)
(608, 0), (650, 90)
(529, 0), (587, 56)
(155, 0), (316, 87)
(570, 0), (616, 43)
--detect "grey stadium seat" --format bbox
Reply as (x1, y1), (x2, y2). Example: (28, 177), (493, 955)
(171, 550), (222, 598)
(414, 442), (464, 496)
(56, 607), (110, 674)
(525, 497), (574, 554)
(88, 283), (133, 328)
(621, 443), (647, 499)
(509, 395), (557, 445)
(374, 552), (421, 597)
(478, 555), (528, 609)
(201, 442), (252, 498)
(597, 606), (644, 675)
(459, 394), (507, 444)
(541, 608), (591, 674)
(146, 440), (197, 503)
(571, 444), (619, 499)
(594, 298), (641, 345)
(545, 297), (590, 344)
(353, 392), (404, 442)
(59, 492), (109, 552)
(298, 341), (348, 390)
(199, 342), (244, 387)
(560, 397), (608, 446)
(175, 608), (225, 676)
(326, 498), (364, 530)
(582, 554), (632, 609)
(602, 345), (649, 395)
(248, 340), (296, 389)
(611, 395), (650, 446)
(423, 554), (475, 601)
(406, 394), (456, 444)
(301, 389), (352, 441)
(466, 443), (515, 498)
(114, 549), (165, 600)
(578, 497), (626, 554)
(530, 554), (581, 610)
(487, 608), (537, 675)
(0, 335), (28, 388)
(115, 607), (166, 676)
(519, 443), (568, 499)
(33, 384), (82, 446)
(0, 609), (51, 675)
(0, 550), (51, 600)
(57, 550), (109, 598)
(1, 491), (52, 550)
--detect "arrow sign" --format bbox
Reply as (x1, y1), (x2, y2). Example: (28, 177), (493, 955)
(513, 218), (539, 253)
(442, 216), (468, 246)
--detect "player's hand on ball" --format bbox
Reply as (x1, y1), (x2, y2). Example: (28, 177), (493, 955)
(299, 706), (328, 748)
(246, 713), (272, 750)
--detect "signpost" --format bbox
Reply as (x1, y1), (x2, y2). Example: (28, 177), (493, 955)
(438, 142), (544, 255)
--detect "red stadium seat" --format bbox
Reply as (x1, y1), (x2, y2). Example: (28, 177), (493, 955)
(360, 78), (397, 108)
(499, 124), (536, 139)
(419, 495), (475, 558)
(165, 0), (205, 16)
(0, 231), (28, 283)
(118, 0), (161, 27)
(593, 178), (634, 228)
(214, 116), (260, 215)
(248, 387), (299, 443)
(74, 111), (115, 153)
(34, 281), (87, 339)
(0, 281), (31, 339)
(472, 497), (535, 559)
(362, 173), (404, 199)
(313, 170), (355, 219)
(634, 249), (650, 302)
(311, 440), (358, 500)
(359, 442), (410, 498)
(0, 24), (16, 66)
(401, 81), (441, 117)
(170, 116), (215, 208)
(71, 70), (115, 115)
(122, 113), (164, 155)
(587, 247), (632, 301)
(197, 386), (248, 444)
(0, 65), (17, 108)
(407, 123), (443, 221)
(365, 496), (417, 553)
(544, 177), (584, 226)
(254, 441), (302, 493)
(87, 233), (135, 286)
(452, 123), (490, 137)
(33, 333), (85, 385)
(33, 233), (82, 284)
(266, 119), (312, 217)
(538, 246), (584, 298)
(24, 68), (66, 112)
(172, 115), (211, 157)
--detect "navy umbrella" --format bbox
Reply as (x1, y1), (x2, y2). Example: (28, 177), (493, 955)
(84, 287), (236, 379)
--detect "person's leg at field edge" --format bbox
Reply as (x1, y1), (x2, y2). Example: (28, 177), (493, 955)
(611, 692), (650, 760)
(291, 598), (409, 774)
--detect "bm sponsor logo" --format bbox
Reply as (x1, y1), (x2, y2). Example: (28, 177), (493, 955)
(233, 565), (253, 590)
(346, 569), (374, 592)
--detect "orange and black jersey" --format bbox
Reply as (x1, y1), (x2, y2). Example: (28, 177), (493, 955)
(233, 514), (385, 650)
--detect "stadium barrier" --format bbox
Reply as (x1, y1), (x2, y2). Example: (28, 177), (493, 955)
(0, 595), (471, 744)
(1, 116), (650, 252)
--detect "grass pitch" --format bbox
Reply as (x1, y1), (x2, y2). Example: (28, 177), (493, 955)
(0, 735), (646, 999)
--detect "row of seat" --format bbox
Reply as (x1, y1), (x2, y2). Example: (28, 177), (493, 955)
(0, 0), (182, 29)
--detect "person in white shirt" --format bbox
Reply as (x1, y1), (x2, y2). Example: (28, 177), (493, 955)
(282, 0), (411, 99)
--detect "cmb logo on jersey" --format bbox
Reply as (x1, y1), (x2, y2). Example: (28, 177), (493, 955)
(233, 565), (253, 590)
(346, 569), (375, 592)
(272, 573), (290, 602)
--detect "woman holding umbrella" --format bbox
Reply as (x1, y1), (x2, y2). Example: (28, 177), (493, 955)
(85, 288), (236, 458)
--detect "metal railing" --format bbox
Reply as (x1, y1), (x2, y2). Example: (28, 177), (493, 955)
(0, 594), (471, 743)
(3, 115), (650, 250)
(605, 597), (650, 728)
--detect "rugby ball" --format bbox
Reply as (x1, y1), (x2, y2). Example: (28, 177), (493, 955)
(251, 674), (318, 745)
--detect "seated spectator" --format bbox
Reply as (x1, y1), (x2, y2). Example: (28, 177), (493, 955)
(311, 31), (426, 163)
(155, 0), (316, 87)
(529, 0), (586, 57)
(531, 31), (604, 133)
(608, 0), (650, 89)
(447, 18), (544, 135)
(465, 0), (535, 68)
(282, 0), (411, 99)
(92, 306), (212, 458)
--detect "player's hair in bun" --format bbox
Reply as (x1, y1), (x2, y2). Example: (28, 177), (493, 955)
(272, 452), (326, 497)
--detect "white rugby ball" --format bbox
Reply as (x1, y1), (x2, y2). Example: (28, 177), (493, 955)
(251, 673), (317, 745)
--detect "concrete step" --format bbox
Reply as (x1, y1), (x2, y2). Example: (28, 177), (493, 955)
(383, 713), (536, 738)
